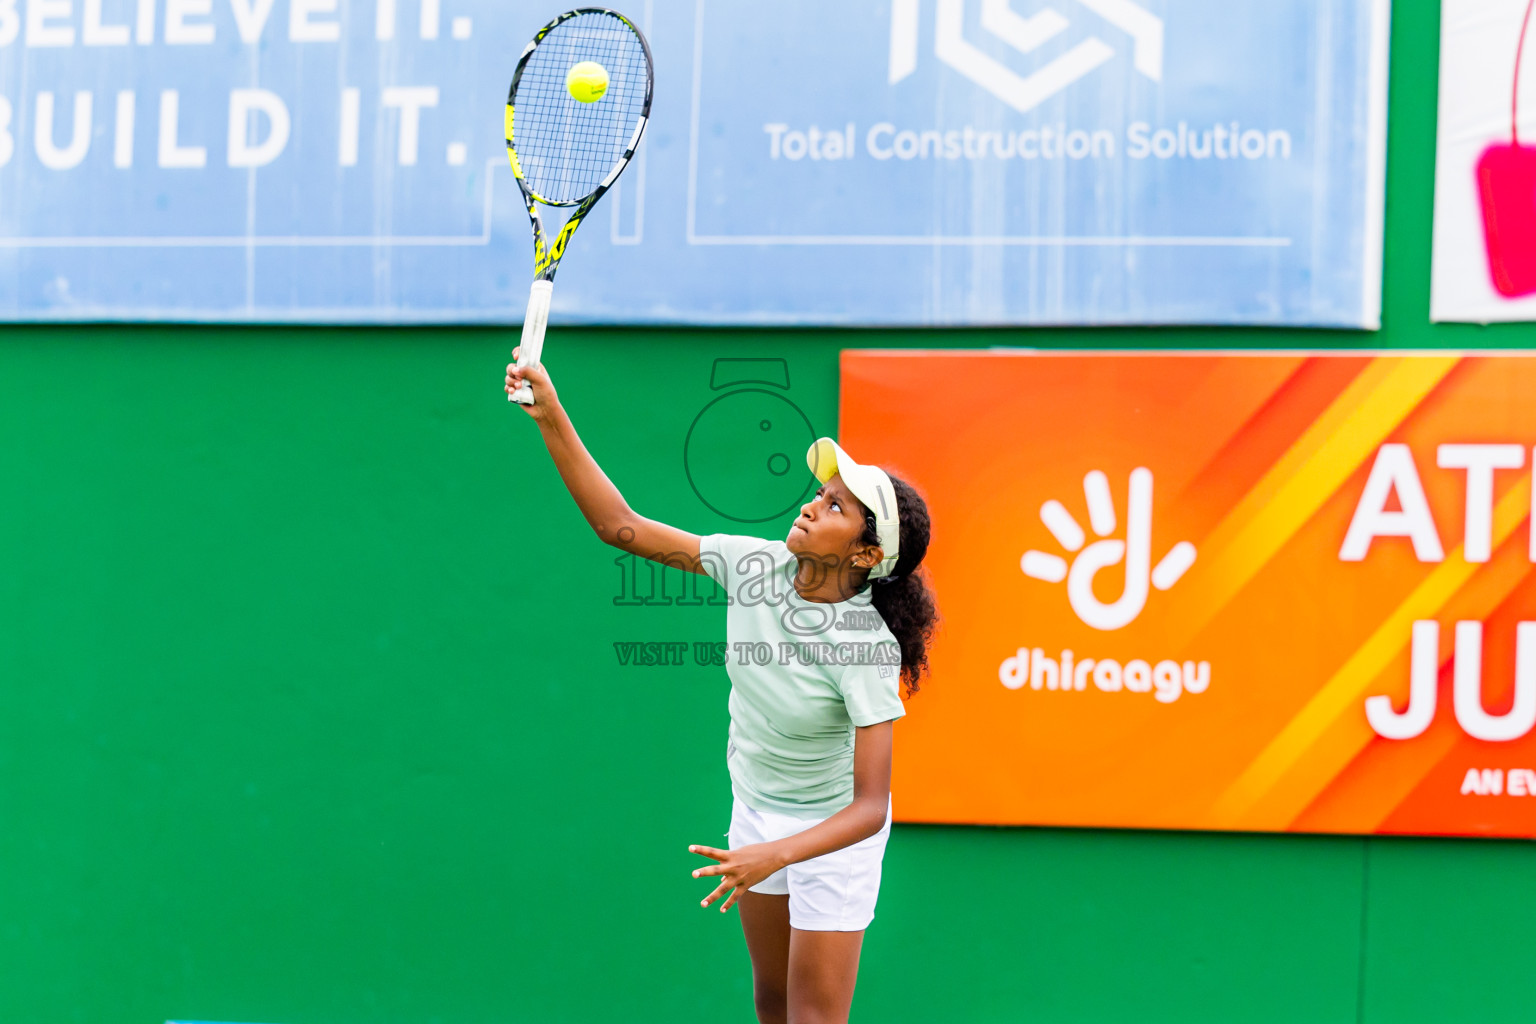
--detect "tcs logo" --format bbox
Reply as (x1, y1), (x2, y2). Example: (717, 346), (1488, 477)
(888, 0), (1164, 114)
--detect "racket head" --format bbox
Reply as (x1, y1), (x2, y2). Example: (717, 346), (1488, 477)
(505, 8), (654, 208)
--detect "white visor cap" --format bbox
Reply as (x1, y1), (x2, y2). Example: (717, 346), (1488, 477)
(805, 437), (900, 579)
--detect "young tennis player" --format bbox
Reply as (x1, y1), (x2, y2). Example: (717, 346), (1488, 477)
(506, 353), (938, 1024)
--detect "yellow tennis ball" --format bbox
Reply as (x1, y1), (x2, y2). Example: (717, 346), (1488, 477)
(566, 61), (609, 103)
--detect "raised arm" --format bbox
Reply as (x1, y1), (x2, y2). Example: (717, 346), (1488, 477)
(507, 352), (704, 572)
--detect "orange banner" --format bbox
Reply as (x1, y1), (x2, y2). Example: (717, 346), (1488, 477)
(844, 351), (1536, 836)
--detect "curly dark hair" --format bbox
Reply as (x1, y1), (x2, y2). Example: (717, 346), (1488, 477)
(859, 474), (939, 696)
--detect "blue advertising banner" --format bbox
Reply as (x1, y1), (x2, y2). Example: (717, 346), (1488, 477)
(0, 0), (1388, 325)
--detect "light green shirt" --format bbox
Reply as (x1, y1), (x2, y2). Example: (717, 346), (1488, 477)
(700, 534), (906, 818)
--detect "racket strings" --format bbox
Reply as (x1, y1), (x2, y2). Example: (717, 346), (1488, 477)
(511, 12), (649, 205)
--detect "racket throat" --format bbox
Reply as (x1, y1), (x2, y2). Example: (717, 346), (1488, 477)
(533, 212), (585, 278)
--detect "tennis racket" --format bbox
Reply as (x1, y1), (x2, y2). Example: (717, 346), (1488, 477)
(505, 7), (654, 404)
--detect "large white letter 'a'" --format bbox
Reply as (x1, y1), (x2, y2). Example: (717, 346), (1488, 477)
(1339, 444), (1445, 563)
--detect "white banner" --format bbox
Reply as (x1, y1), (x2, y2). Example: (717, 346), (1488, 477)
(1433, 0), (1536, 322)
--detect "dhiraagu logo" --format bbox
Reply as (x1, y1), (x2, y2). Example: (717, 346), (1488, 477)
(1004, 466), (1209, 704)
(1020, 468), (1196, 630)
(888, 0), (1163, 113)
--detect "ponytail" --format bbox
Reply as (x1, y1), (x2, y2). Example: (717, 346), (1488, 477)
(860, 475), (938, 695)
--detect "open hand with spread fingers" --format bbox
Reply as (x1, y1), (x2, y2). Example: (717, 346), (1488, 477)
(689, 841), (787, 913)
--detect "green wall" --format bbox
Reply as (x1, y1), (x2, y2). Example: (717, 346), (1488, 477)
(1, 2), (1531, 1021)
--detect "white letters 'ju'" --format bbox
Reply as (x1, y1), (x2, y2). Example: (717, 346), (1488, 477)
(1366, 621), (1536, 742)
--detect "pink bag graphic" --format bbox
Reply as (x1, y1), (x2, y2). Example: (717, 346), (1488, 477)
(1479, 0), (1536, 297)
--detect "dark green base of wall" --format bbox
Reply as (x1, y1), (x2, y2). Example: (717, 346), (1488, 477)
(0, 324), (1531, 1024)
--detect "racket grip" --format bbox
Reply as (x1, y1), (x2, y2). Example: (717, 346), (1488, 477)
(509, 279), (554, 405)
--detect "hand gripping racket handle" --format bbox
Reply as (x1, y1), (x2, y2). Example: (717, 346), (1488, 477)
(509, 279), (554, 405)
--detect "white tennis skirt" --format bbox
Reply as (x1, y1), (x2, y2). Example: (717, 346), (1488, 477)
(726, 796), (893, 932)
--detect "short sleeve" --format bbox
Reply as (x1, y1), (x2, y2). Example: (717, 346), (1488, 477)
(698, 534), (787, 602)
(838, 646), (906, 727)
(697, 534), (735, 588)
